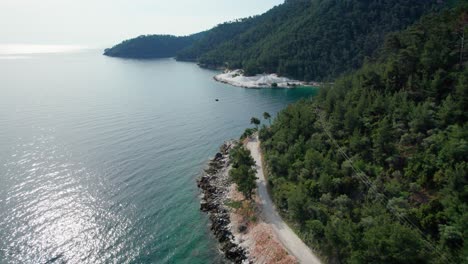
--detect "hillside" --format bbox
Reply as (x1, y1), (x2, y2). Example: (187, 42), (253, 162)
(258, 4), (467, 263)
(103, 32), (205, 59)
(189, 0), (443, 81)
(105, 0), (443, 80)
(176, 17), (260, 63)
(176, 2), (307, 67)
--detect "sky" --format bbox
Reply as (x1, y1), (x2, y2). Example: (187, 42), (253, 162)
(0, 0), (284, 48)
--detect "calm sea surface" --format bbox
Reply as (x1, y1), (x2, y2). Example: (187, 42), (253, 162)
(0, 50), (318, 264)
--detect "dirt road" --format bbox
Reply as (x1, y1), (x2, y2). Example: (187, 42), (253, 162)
(246, 136), (322, 264)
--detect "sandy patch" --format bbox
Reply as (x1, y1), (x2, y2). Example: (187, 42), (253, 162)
(227, 185), (297, 264)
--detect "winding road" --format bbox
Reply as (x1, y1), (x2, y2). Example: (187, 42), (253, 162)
(247, 136), (322, 264)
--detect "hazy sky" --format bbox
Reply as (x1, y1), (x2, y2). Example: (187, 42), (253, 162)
(0, 0), (284, 48)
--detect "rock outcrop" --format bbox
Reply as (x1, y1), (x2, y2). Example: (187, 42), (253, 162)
(197, 141), (250, 264)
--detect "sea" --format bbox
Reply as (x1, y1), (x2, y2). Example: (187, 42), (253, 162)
(0, 47), (318, 264)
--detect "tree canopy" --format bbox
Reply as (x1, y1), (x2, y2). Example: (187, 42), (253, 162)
(229, 145), (257, 200)
(105, 0), (446, 81)
(187, 0), (444, 81)
(259, 4), (468, 263)
(103, 32), (206, 59)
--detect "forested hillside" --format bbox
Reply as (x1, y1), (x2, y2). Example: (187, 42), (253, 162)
(176, 17), (260, 63)
(103, 33), (205, 59)
(105, 0), (444, 80)
(259, 5), (467, 263)
(189, 0), (442, 81)
(176, 2), (309, 67)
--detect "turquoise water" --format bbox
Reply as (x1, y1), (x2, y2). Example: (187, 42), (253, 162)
(0, 51), (318, 264)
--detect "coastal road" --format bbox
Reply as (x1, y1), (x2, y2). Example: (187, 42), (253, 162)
(247, 136), (322, 264)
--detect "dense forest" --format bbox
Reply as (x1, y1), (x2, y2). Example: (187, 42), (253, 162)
(176, 17), (260, 63)
(105, 0), (445, 80)
(103, 33), (205, 59)
(186, 0), (443, 80)
(258, 4), (467, 263)
(229, 145), (257, 200)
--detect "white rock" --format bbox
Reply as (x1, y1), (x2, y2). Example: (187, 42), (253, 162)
(214, 69), (305, 88)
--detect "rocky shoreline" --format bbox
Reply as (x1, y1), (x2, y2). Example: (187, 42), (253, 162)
(197, 141), (250, 264)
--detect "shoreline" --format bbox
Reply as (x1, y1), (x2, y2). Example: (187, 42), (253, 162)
(197, 141), (250, 263)
(214, 69), (321, 89)
(198, 140), (298, 264)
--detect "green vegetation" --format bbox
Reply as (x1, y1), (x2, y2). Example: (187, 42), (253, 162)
(186, 0), (443, 81)
(105, 0), (445, 80)
(259, 5), (467, 263)
(103, 32), (205, 59)
(176, 17), (259, 64)
(263, 112), (272, 125)
(224, 199), (243, 209)
(250, 117), (261, 129)
(229, 145), (257, 200)
(240, 128), (257, 141)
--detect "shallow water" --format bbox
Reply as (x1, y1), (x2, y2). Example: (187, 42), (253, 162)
(0, 50), (318, 264)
